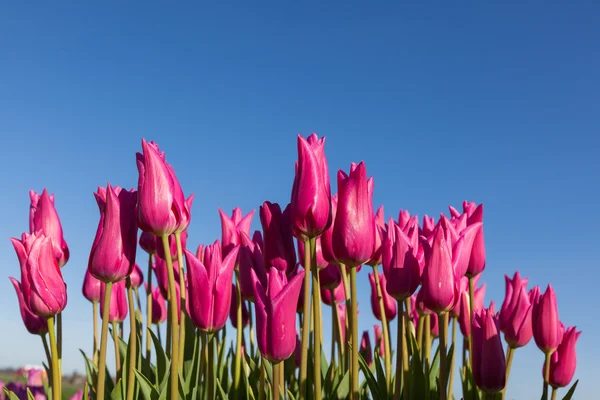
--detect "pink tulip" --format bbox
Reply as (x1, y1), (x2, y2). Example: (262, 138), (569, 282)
(139, 232), (158, 255)
(8, 277), (48, 335)
(253, 267), (305, 362)
(136, 139), (189, 236)
(449, 201), (486, 278)
(321, 281), (345, 306)
(219, 207), (255, 257)
(366, 206), (386, 267)
(260, 202), (296, 273)
(297, 237), (329, 269)
(374, 325), (385, 357)
(397, 209), (411, 231)
(82, 269), (103, 303)
(360, 331), (373, 366)
(130, 263), (144, 288)
(382, 219), (421, 301)
(152, 256), (180, 298)
(369, 272), (397, 321)
(457, 277), (486, 338)
(547, 326), (581, 388)
(414, 289), (431, 316)
(290, 133), (332, 239)
(29, 189), (70, 267)
(531, 285), (564, 354)
(11, 232), (67, 317)
(472, 306), (506, 393)
(238, 231), (267, 301)
(89, 185), (138, 283)
(151, 287), (167, 324)
(499, 272), (533, 348)
(100, 280), (128, 323)
(332, 162), (376, 267)
(320, 194), (338, 263)
(229, 284), (250, 329)
(185, 241), (239, 333)
(420, 215), (435, 237)
(319, 262), (342, 290)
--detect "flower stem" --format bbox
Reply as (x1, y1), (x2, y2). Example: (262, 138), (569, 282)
(309, 237), (323, 400)
(234, 269), (244, 395)
(372, 266), (392, 392)
(299, 239), (312, 400)
(93, 301), (99, 366)
(395, 301), (408, 400)
(47, 316), (61, 400)
(424, 314), (431, 396)
(259, 356), (266, 400)
(332, 289), (344, 376)
(350, 266), (359, 400)
(404, 298), (413, 358)
(543, 351), (552, 399)
(97, 281), (113, 400)
(126, 277), (137, 400)
(551, 387), (557, 400)
(161, 234), (180, 400)
(208, 334), (215, 400)
(41, 334), (52, 382)
(199, 332), (207, 390)
(248, 301), (256, 358)
(175, 232), (186, 370)
(439, 312), (449, 400)
(145, 254), (154, 361)
(273, 362), (281, 400)
(417, 315), (424, 355)
(468, 277), (475, 366)
(57, 312), (63, 394)
(112, 321), (121, 379)
(448, 316), (457, 399)
(501, 346), (515, 399)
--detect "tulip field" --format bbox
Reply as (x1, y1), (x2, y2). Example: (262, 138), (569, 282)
(4, 134), (580, 400)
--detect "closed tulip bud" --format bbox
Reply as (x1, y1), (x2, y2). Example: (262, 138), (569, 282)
(82, 269), (102, 303)
(11, 232), (67, 317)
(382, 219), (421, 301)
(229, 284), (249, 329)
(89, 185), (138, 283)
(369, 272), (397, 321)
(152, 256), (180, 298)
(320, 194), (338, 263)
(29, 189), (70, 268)
(186, 241), (239, 333)
(374, 325), (385, 357)
(238, 231), (267, 301)
(360, 331), (373, 366)
(260, 202), (296, 273)
(458, 280), (486, 338)
(465, 225), (486, 278)
(338, 303), (348, 344)
(397, 209), (411, 231)
(100, 281), (128, 323)
(499, 272), (533, 348)
(332, 162), (376, 267)
(219, 207), (255, 257)
(297, 237), (328, 269)
(547, 326), (581, 388)
(415, 289), (431, 316)
(532, 285), (564, 354)
(421, 215), (435, 237)
(254, 267), (305, 362)
(472, 307), (506, 393)
(319, 262), (341, 290)
(151, 287), (167, 324)
(290, 133), (332, 238)
(253, 230), (264, 250)
(9, 277), (48, 335)
(366, 206), (386, 267)
(321, 281), (345, 306)
(130, 263), (144, 289)
(139, 232), (158, 255)
(136, 139), (188, 236)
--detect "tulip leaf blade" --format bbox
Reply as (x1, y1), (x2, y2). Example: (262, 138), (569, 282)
(3, 389), (20, 400)
(374, 351), (389, 399)
(217, 378), (229, 399)
(149, 329), (170, 391)
(26, 388), (35, 400)
(561, 379), (579, 400)
(358, 350), (382, 399)
(334, 370), (350, 400)
(134, 369), (160, 400)
(110, 378), (124, 400)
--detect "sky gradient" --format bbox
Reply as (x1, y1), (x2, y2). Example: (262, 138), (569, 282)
(1, 2), (598, 398)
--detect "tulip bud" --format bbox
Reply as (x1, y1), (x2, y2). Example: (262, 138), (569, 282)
(421, 215), (435, 237)
(297, 237), (328, 269)
(152, 256), (180, 298)
(254, 267), (305, 362)
(360, 331), (373, 366)
(320, 194), (339, 263)
(151, 287), (167, 324)
(382, 220), (421, 301)
(11, 232), (68, 317)
(374, 325), (385, 357)
(531, 285), (564, 354)
(499, 272), (533, 348)
(290, 133), (332, 238)
(457, 280), (486, 338)
(547, 326), (581, 388)
(139, 232), (158, 255)
(321, 281), (345, 306)
(89, 185), (138, 283)
(9, 277), (48, 335)
(136, 139), (189, 236)
(369, 272), (397, 321)
(219, 207), (255, 257)
(238, 231), (267, 302)
(185, 241), (239, 333)
(319, 262), (342, 290)
(130, 263), (144, 289)
(229, 284), (249, 329)
(260, 202), (296, 273)
(100, 280), (128, 323)
(472, 307), (506, 393)
(29, 189), (70, 267)
(332, 162), (376, 267)
(366, 206), (386, 267)
(82, 269), (103, 303)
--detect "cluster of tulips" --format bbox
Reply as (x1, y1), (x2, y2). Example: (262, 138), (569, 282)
(6, 134), (580, 400)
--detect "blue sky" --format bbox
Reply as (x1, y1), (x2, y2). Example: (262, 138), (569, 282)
(1, 1), (598, 398)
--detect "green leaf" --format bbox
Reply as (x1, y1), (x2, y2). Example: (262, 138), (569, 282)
(26, 388), (35, 400)
(83, 383), (90, 400)
(561, 380), (579, 400)
(358, 351), (382, 399)
(111, 378), (124, 400)
(3, 388), (21, 400)
(429, 345), (441, 390)
(135, 369), (160, 400)
(408, 336), (426, 400)
(374, 351), (388, 399)
(334, 370), (350, 400)
(149, 329), (170, 392)
(287, 390), (297, 400)
(217, 378), (229, 399)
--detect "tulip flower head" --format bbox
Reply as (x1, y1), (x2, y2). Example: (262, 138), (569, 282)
(130, 263), (144, 289)
(219, 207), (255, 257)
(321, 281), (345, 306)
(382, 219), (421, 301)
(82, 269), (103, 303)
(238, 231), (267, 301)
(547, 326), (581, 388)
(139, 231), (158, 255)
(290, 133), (332, 239)
(472, 307), (506, 393)
(531, 285), (564, 354)
(8, 277), (48, 335)
(151, 287), (167, 324)
(369, 271), (397, 321)
(499, 271), (533, 348)
(366, 206), (386, 267)
(29, 189), (70, 267)
(100, 280), (128, 323)
(260, 202), (297, 273)
(360, 331), (373, 366)
(374, 324), (385, 357)
(319, 261), (342, 290)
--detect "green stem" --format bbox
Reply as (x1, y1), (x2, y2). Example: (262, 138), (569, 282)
(145, 254), (154, 361)
(439, 312), (449, 400)
(372, 266), (392, 392)
(404, 298), (413, 358)
(299, 240), (312, 400)
(309, 237), (322, 400)
(57, 312), (62, 394)
(112, 321), (121, 379)
(41, 334), (53, 384)
(448, 316), (457, 399)
(175, 232), (186, 370)
(330, 295), (336, 380)
(468, 277), (475, 367)
(249, 300), (256, 358)
(208, 334), (215, 400)
(402, 302), (410, 399)
(350, 266), (359, 400)
(47, 316), (61, 400)
(273, 362), (281, 400)
(161, 234), (180, 400)
(234, 269), (244, 395)
(395, 301), (408, 400)
(543, 351), (552, 399)
(551, 387), (557, 400)
(166, 313), (172, 355)
(199, 333), (207, 390)
(134, 288), (142, 313)
(417, 314), (424, 355)
(259, 356), (266, 400)
(484, 393), (497, 400)
(332, 295), (344, 368)
(126, 278), (137, 400)
(502, 346), (515, 399)
(97, 281), (113, 400)
(157, 324), (162, 346)
(424, 314), (431, 396)
(93, 301), (99, 366)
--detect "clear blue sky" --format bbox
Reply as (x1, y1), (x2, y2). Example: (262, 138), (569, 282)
(1, 1), (598, 398)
